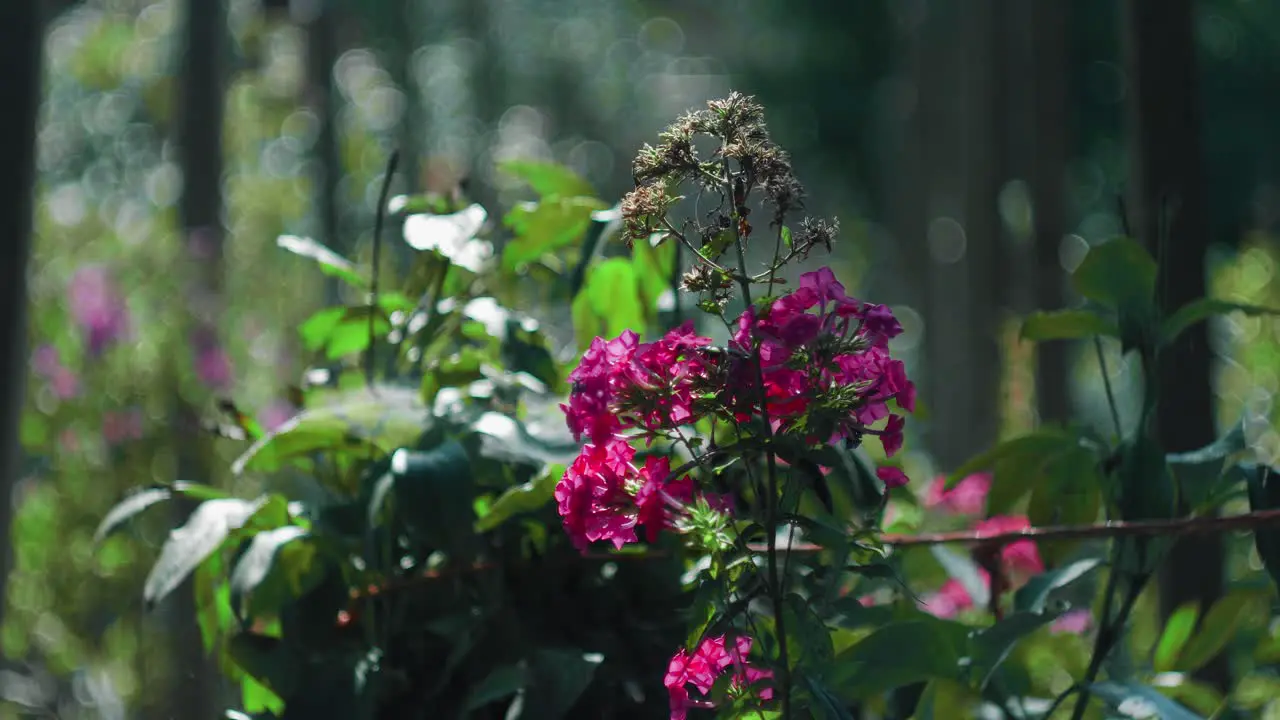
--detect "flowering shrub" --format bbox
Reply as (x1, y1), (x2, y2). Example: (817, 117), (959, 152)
(96, 95), (1280, 720)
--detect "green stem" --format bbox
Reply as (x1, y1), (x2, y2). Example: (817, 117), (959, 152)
(723, 157), (791, 718)
(1094, 336), (1123, 441)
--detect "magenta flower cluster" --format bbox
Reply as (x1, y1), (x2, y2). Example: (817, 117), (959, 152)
(663, 635), (774, 720)
(555, 267), (915, 717)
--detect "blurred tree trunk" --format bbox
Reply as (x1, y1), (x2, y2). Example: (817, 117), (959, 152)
(1124, 0), (1228, 692)
(0, 0), (44, 638)
(1030, 2), (1072, 425)
(302, 0), (341, 253)
(914, 1), (1003, 471)
(161, 0), (226, 717)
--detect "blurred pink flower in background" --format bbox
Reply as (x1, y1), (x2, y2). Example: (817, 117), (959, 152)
(1050, 608), (1093, 636)
(67, 265), (130, 355)
(974, 515), (1045, 577)
(923, 472), (991, 515)
(31, 344), (80, 400)
(259, 400), (297, 432)
(103, 409), (145, 445)
(921, 571), (988, 619)
(191, 328), (233, 391)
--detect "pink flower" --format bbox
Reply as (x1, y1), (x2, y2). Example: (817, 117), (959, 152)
(723, 270), (916, 447)
(923, 473), (992, 516)
(877, 465), (909, 488)
(664, 635), (773, 719)
(921, 575), (983, 619)
(554, 439), (640, 553)
(68, 265), (130, 355)
(879, 414), (905, 457)
(259, 400), (297, 432)
(974, 515), (1044, 577)
(562, 323), (712, 445)
(555, 440), (715, 553)
(31, 345), (80, 400)
(103, 409), (144, 445)
(1050, 609), (1093, 635)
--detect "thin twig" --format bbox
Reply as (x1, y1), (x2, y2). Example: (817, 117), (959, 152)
(366, 151), (400, 390)
(752, 508), (1280, 553)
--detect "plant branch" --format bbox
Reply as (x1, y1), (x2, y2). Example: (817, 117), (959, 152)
(366, 151), (400, 389)
(750, 508), (1280, 552)
(721, 153), (791, 717)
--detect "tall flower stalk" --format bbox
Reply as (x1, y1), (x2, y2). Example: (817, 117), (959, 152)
(555, 93), (915, 718)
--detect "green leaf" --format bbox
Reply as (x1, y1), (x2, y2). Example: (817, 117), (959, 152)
(95, 482), (230, 543)
(951, 429), (1085, 516)
(502, 197), (607, 270)
(1119, 432), (1176, 522)
(277, 235), (366, 288)
(1020, 309), (1120, 341)
(465, 663), (528, 711)
(947, 429), (1077, 490)
(1176, 590), (1263, 672)
(298, 307), (346, 352)
(1166, 418), (1247, 511)
(579, 257), (645, 340)
(631, 231), (676, 316)
(387, 442), (477, 555)
(1154, 602), (1200, 673)
(240, 676), (285, 716)
(1244, 463), (1280, 594)
(324, 316), (390, 359)
(1014, 558), (1103, 613)
(498, 160), (596, 198)
(1071, 237), (1158, 311)
(468, 412), (580, 468)
(232, 385), (430, 475)
(1160, 297), (1280, 347)
(96, 487), (173, 543)
(785, 593), (835, 668)
(229, 526), (323, 620)
(1028, 443), (1102, 533)
(228, 632), (299, 699)
(1088, 681), (1205, 720)
(968, 611), (1060, 690)
(475, 463), (565, 532)
(144, 497), (268, 609)
(516, 648), (602, 719)
(403, 204), (491, 272)
(827, 617), (967, 702)
(802, 673), (855, 720)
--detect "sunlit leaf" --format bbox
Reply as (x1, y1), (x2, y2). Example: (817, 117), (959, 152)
(1176, 590), (1264, 673)
(229, 526), (322, 620)
(144, 497), (268, 608)
(498, 159), (596, 198)
(95, 482), (231, 543)
(502, 196), (606, 270)
(403, 204), (491, 272)
(232, 385), (430, 475)
(277, 235), (366, 288)
(1154, 601), (1200, 672)
(474, 463), (565, 533)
